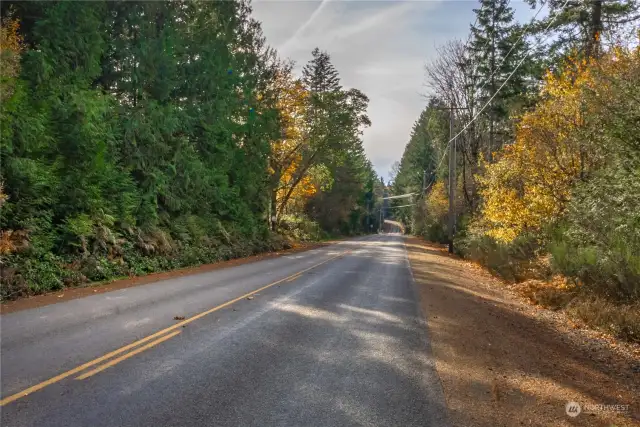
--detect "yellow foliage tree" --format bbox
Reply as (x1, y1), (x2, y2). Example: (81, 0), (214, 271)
(426, 181), (449, 220)
(476, 47), (639, 243)
(277, 153), (317, 213)
(268, 66), (319, 226)
(0, 16), (22, 255)
(0, 15), (23, 103)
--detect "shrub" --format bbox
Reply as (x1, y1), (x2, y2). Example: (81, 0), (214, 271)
(549, 162), (640, 301)
(278, 214), (322, 242)
(567, 297), (640, 343)
(457, 228), (546, 282)
(0, 224), (297, 300)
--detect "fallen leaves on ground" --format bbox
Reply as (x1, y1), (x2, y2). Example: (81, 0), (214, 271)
(406, 237), (639, 427)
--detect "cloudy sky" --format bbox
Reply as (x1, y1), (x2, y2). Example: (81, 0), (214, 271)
(252, 0), (537, 179)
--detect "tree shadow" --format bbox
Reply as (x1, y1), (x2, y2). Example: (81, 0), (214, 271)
(405, 241), (640, 427)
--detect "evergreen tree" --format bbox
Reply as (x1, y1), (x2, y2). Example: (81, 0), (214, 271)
(390, 104), (444, 229)
(274, 48), (370, 220)
(302, 47), (341, 93)
(525, 0), (639, 59)
(469, 0), (533, 154)
(0, 0), (376, 296)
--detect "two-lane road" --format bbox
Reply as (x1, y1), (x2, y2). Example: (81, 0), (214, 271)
(0, 234), (449, 426)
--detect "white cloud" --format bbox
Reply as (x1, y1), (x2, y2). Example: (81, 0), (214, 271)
(252, 0), (537, 176)
(288, 1), (418, 54)
(278, 0), (334, 54)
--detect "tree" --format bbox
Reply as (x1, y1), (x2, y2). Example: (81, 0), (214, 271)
(475, 49), (634, 242)
(306, 145), (375, 234)
(0, 0), (377, 296)
(525, 0), (639, 59)
(302, 47), (341, 93)
(274, 48), (370, 227)
(267, 63), (309, 228)
(390, 102), (447, 231)
(388, 161), (401, 184)
(469, 0), (534, 156)
(0, 11), (22, 103)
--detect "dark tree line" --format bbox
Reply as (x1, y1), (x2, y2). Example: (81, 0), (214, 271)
(0, 1), (379, 297)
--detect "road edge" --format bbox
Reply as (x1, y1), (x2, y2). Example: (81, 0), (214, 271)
(1, 238), (349, 315)
(402, 236), (453, 427)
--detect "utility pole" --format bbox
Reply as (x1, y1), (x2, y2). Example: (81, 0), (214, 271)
(448, 104), (456, 254)
(426, 94), (466, 253)
(422, 170), (427, 195)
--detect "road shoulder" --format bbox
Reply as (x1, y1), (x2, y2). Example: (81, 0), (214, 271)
(405, 237), (639, 427)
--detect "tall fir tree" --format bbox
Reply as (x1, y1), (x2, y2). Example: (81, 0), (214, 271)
(274, 48), (370, 225)
(302, 47), (341, 93)
(525, 0), (639, 59)
(469, 0), (533, 156)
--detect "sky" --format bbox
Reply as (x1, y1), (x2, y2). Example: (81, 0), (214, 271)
(251, 0), (538, 179)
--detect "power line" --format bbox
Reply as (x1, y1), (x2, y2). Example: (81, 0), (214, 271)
(429, 0), (570, 175)
(387, 203), (415, 209)
(473, 0), (546, 98)
(382, 193), (416, 200)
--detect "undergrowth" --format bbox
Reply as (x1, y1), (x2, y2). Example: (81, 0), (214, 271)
(455, 230), (640, 344)
(0, 227), (292, 301)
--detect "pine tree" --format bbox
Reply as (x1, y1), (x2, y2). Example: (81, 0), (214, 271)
(302, 47), (341, 93)
(469, 0), (532, 156)
(525, 0), (639, 59)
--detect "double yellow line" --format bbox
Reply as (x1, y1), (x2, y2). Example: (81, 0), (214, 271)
(0, 250), (349, 406)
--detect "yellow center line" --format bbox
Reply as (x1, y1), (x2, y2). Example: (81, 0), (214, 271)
(0, 249), (351, 406)
(76, 330), (182, 380)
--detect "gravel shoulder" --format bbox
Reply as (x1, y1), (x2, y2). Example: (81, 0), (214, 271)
(405, 237), (639, 427)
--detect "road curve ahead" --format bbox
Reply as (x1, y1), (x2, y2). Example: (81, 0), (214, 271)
(1, 234), (449, 427)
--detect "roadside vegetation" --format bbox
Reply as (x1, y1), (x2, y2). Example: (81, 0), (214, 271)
(390, 0), (640, 342)
(0, 1), (384, 300)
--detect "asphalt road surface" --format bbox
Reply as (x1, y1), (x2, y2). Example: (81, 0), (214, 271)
(0, 234), (450, 427)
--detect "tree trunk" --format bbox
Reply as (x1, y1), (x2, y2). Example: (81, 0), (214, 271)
(276, 151), (319, 221)
(270, 187), (278, 230)
(588, 0), (603, 58)
(269, 168), (281, 231)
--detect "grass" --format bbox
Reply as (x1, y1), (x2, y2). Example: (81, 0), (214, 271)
(512, 276), (640, 343)
(455, 233), (640, 344)
(567, 297), (640, 343)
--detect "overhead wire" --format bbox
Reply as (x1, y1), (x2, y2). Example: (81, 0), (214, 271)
(425, 0), (569, 181)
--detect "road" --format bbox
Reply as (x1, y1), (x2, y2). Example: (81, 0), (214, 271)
(0, 234), (450, 427)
